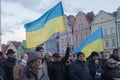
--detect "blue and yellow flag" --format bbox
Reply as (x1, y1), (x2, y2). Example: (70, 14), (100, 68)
(75, 27), (104, 57)
(24, 2), (66, 48)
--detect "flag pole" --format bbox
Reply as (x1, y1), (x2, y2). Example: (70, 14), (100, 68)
(66, 24), (74, 54)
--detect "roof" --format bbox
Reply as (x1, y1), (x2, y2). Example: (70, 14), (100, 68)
(11, 41), (21, 48)
(91, 10), (116, 25)
(1, 41), (21, 54)
(1, 44), (9, 54)
(68, 15), (76, 28)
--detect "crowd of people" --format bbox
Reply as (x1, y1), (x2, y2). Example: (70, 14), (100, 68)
(0, 46), (120, 80)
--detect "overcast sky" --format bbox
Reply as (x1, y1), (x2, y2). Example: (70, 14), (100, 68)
(1, 0), (120, 44)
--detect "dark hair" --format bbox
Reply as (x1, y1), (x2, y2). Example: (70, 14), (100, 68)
(90, 51), (98, 57)
(35, 46), (44, 52)
(52, 53), (60, 58)
(0, 51), (4, 58)
(0, 51), (2, 56)
(77, 52), (84, 59)
(113, 48), (118, 53)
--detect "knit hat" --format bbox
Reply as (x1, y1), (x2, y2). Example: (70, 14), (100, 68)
(28, 52), (42, 62)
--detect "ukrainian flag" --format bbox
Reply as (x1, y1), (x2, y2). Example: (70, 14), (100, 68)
(24, 2), (66, 48)
(75, 27), (104, 57)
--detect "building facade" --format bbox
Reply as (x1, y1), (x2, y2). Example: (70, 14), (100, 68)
(116, 7), (120, 54)
(91, 10), (117, 55)
(73, 11), (92, 49)
(44, 34), (58, 54)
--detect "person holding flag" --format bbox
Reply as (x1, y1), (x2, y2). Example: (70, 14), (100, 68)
(47, 45), (70, 80)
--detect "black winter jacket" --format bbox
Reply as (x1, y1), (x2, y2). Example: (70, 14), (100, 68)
(48, 47), (70, 80)
(88, 58), (101, 80)
(69, 60), (92, 80)
(109, 54), (120, 62)
(3, 58), (16, 80)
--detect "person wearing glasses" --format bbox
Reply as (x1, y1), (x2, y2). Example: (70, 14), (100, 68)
(101, 58), (120, 80)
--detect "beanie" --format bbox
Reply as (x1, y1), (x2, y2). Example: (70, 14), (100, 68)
(28, 52), (42, 62)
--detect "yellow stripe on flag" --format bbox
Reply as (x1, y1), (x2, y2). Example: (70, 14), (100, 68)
(26, 16), (66, 48)
(81, 39), (104, 58)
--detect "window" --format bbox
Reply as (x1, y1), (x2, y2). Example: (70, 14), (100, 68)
(111, 28), (114, 34)
(65, 38), (67, 43)
(61, 39), (63, 44)
(85, 33), (88, 38)
(104, 29), (109, 35)
(75, 35), (78, 41)
(105, 40), (109, 47)
(112, 39), (116, 46)
(79, 24), (83, 31)
(104, 29), (106, 35)
(80, 35), (83, 40)
(69, 37), (71, 43)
